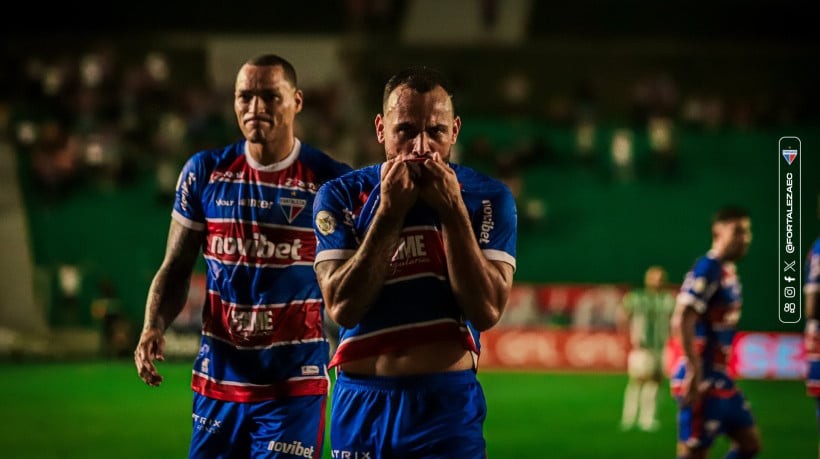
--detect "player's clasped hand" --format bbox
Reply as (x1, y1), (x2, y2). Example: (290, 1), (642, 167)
(380, 157), (420, 218)
(134, 327), (166, 387)
(418, 152), (461, 214)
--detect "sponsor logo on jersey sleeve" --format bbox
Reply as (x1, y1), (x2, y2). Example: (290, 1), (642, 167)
(179, 172), (196, 212)
(478, 199), (494, 244)
(316, 211), (336, 236)
(693, 277), (706, 294)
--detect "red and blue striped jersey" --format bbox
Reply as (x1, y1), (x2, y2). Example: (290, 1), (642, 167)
(804, 237), (820, 396)
(671, 252), (743, 397)
(806, 237), (820, 299)
(172, 139), (352, 402)
(312, 162), (517, 368)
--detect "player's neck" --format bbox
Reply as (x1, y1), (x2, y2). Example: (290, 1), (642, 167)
(709, 246), (737, 263)
(248, 136), (295, 166)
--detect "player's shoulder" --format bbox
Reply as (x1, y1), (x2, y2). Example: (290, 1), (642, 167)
(297, 141), (354, 181)
(186, 141), (243, 169)
(319, 163), (379, 194)
(189, 141), (244, 164)
(691, 253), (722, 277)
(453, 163), (512, 198)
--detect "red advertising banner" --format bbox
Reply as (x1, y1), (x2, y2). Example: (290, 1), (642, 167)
(497, 283), (631, 330)
(666, 332), (806, 380)
(482, 328), (807, 380)
(479, 328), (630, 372)
(728, 331), (805, 380)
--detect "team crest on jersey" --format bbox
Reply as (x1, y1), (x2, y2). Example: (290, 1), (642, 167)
(279, 197), (307, 223)
(316, 210), (336, 236)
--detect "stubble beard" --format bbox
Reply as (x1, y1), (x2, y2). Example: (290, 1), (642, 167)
(246, 128), (267, 144)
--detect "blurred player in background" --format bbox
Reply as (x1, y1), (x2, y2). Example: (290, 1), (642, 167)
(670, 206), (761, 459)
(313, 66), (517, 458)
(617, 265), (675, 432)
(133, 54), (351, 458)
(805, 234), (820, 459)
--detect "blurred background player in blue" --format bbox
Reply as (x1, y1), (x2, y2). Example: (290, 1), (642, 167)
(670, 206), (761, 459)
(805, 233), (820, 459)
(617, 264), (675, 432)
(133, 54), (352, 459)
(312, 66), (517, 458)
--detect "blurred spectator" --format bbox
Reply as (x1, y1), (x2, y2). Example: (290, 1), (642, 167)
(630, 73), (679, 127)
(56, 264), (83, 325)
(609, 128), (636, 183)
(481, 0), (499, 30)
(462, 135), (497, 172)
(496, 156), (546, 230)
(344, 0), (402, 34)
(91, 278), (134, 359)
(498, 69), (533, 116)
(572, 285), (621, 331)
(29, 120), (83, 201)
(645, 115), (680, 180)
(574, 119), (598, 166)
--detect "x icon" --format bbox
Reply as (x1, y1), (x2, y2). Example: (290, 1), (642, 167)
(783, 260), (796, 272)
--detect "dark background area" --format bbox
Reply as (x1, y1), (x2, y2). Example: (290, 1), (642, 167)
(1, 0), (817, 343)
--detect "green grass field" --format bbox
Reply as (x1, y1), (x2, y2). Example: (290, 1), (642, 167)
(0, 361), (814, 458)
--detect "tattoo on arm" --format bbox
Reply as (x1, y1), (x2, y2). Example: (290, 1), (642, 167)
(142, 220), (204, 332)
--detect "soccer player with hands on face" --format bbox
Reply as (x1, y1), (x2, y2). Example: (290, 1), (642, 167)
(312, 66), (517, 459)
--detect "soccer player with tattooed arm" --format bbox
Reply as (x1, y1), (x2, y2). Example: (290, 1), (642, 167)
(133, 54), (351, 459)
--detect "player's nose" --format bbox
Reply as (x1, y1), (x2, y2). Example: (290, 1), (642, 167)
(249, 96), (266, 114)
(411, 133), (431, 157)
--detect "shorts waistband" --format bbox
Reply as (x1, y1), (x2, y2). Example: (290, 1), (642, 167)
(337, 369), (477, 391)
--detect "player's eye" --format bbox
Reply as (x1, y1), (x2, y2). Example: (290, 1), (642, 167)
(262, 92), (280, 103)
(396, 125), (417, 137)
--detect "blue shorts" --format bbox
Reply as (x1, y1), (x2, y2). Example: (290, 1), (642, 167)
(189, 392), (327, 459)
(676, 390), (755, 449)
(330, 370), (487, 459)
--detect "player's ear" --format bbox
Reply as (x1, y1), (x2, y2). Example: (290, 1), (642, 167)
(375, 114), (386, 144)
(293, 89), (304, 114)
(451, 116), (461, 144)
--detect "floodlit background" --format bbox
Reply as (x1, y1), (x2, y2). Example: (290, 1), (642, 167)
(0, 1), (817, 457)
